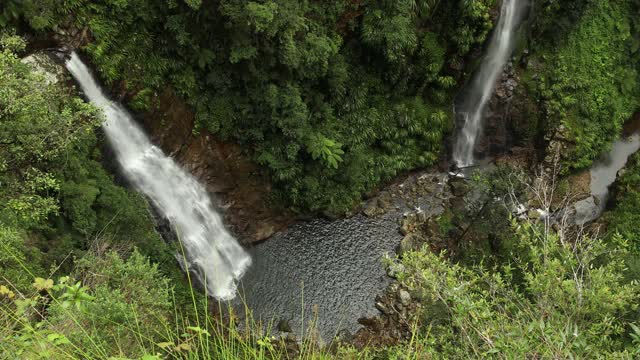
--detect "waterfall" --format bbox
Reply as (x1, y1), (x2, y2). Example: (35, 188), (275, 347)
(65, 53), (251, 300)
(453, 0), (524, 169)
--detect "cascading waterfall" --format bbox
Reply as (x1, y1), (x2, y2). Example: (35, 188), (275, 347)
(65, 52), (251, 300)
(453, 0), (524, 169)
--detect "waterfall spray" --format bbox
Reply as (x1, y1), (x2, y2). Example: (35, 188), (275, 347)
(65, 52), (251, 300)
(453, 0), (525, 169)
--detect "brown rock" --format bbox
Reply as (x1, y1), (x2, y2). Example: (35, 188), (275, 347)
(138, 88), (293, 243)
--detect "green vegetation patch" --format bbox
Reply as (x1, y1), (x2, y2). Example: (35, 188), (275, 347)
(534, 0), (640, 169)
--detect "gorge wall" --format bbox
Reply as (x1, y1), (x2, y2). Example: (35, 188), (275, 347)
(138, 89), (293, 243)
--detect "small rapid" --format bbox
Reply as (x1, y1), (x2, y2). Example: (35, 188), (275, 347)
(65, 52), (251, 299)
(453, 0), (526, 169)
(573, 127), (640, 224)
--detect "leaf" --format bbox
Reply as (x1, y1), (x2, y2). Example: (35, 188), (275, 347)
(186, 326), (211, 336)
(156, 342), (174, 349)
(33, 277), (54, 291)
(14, 298), (36, 314)
(47, 333), (71, 345)
(0, 285), (15, 299)
(174, 342), (192, 352)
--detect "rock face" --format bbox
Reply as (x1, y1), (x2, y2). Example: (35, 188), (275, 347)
(458, 58), (539, 166)
(21, 52), (64, 85)
(138, 89), (293, 243)
(473, 61), (520, 159)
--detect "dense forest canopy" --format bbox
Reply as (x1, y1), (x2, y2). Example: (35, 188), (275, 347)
(3, 0), (501, 213)
(1, 0), (640, 358)
(4, 0), (638, 212)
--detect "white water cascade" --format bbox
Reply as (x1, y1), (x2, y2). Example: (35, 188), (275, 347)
(453, 0), (525, 169)
(65, 52), (251, 300)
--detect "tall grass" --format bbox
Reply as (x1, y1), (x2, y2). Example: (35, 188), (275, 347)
(0, 234), (365, 359)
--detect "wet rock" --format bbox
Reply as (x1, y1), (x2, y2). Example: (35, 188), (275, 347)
(377, 193), (393, 210)
(422, 217), (442, 237)
(449, 197), (466, 212)
(386, 282), (400, 296)
(617, 167), (627, 179)
(362, 193), (393, 217)
(450, 179), (470, 197)
(398, 289), (411, 306)
(386, 262), (406, 279)
(362, 201), (379, 217)
(400, 214), (418, 235)
(277, 319), (292, 333)
(357, 317), (381, 330)
(334, 329), (352, 343)
(375, 302), (390, 315)
(253, 223), (275, 241)
(396, 233), (422, 257)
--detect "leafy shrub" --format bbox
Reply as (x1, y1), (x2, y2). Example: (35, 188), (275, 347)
(532, 0), (640, 169)
(394, 220), (640, 358)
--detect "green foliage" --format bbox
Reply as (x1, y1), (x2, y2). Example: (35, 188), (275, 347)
(0, 249), (347, 359)
(530, 0), (640, 170)
(608, 152), (640, 244)
(392, 220), (640, 358)
(0, 227), (45, 294)
(0, 36), (99, 228)
(9, 0), (499, 213)
(44, 250), (172, 358)
(0, 31), (178, 302)
(605, 152), (640, 281)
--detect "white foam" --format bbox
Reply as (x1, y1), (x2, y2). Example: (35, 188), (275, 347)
(66, 53), (251, 299)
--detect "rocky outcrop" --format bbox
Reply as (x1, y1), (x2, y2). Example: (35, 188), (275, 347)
(21, 52), (64, 85)
(350, 172), (455, 348)
(470, 58), (539, 166)
(138, 89), (293, 243)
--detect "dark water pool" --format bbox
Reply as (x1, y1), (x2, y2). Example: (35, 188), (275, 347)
(234, 173), (449, 340)
(235, 211), (402, 340)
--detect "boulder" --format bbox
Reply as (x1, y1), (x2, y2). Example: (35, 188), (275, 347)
(277, 319), (292, 333)
(450, 178), (470, 197)
(396, 233), (422, 257)
(386, 262), (406, 279)
(399, 214), (418, 235)
(362, 201), (378, 217)
(375, 302), (390, 315)
(21, 52), (64, 86)
(397, 289), (411, 307)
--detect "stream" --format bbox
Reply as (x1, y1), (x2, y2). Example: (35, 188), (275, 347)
(573, 120), (640, 224)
